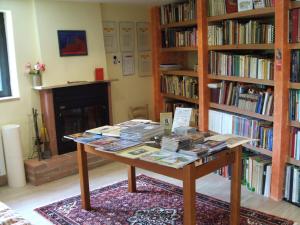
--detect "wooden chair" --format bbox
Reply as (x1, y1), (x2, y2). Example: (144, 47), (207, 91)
(128, 104), (149, 120)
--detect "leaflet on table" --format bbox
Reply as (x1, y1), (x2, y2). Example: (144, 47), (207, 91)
(88, 137), (142, 152)
(86, 125), (121, 137)
(172, 108), (193, 132)
(205, 134), (255, 148)
(68, 133), (102, 144)
(116, 145), (160, 159)
(141, 150), (198, 169)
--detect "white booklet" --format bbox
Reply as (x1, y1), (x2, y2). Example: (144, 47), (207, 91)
(205, 134), (256, 149)
(172, 108), (192, 132)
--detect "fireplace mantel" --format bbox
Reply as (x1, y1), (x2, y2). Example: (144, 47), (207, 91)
(34, 80), (116, 91)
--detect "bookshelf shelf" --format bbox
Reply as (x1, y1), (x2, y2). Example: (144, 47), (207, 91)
(290, 120), (300, 128)
(160, 47), (198, 52)
(161, 70), (198, 77)
(208, 74), (274, 86)
(289, 43), (300, 49)
(208, 44), (274, 51)
(162, 93), (199, 104)
(160, 20), (197, 29)
(243, 144), (273, 157)
(287, 158), (300, 167)
(289, 1), (300, 9)
(207, 7), (275, 23)
(209, 103), (274, 122)
(289, 82), (300, 89)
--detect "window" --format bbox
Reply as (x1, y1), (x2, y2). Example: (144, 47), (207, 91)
(0, 12), (11, 98)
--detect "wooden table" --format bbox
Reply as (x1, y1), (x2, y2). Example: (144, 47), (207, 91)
(77, 143), (242, 225)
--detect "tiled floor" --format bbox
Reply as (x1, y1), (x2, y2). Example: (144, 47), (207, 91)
(0, 162), (299, 225)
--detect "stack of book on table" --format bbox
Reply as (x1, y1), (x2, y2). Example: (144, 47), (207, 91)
(120, 123), (164, 142)
(161, 134), (192, 152)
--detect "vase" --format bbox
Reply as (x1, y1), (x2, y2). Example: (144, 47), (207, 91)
(32, 74), (42, 87)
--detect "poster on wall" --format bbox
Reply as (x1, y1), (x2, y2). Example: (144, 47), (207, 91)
(119, 22), (135, 52)
(103, 21), (118, 53)
(138, 51), (151, 77)
(57, 30), (88, 56)
(136, 22), (151, 51)
(122, 52), (135, 76)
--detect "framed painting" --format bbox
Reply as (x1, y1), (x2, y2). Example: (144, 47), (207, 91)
(57, 30), (88, 56)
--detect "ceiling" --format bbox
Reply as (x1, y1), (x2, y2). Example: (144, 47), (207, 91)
(58, 0), (180, 5)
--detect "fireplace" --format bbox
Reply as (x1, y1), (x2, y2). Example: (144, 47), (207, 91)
(39, 81), (112, 155)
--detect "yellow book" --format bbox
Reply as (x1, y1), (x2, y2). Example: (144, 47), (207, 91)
(116, 145), (160, 159)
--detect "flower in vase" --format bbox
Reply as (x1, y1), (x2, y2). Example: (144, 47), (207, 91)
(25, 62), (46, 75)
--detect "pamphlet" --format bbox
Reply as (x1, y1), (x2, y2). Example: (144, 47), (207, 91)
(172, 108), (192, 132)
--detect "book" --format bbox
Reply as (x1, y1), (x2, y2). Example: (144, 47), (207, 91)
(172, 108), (193, 132)
(206, 134), (253, 149)
(92, 138), (142, 153)
(116, 145), (160, 159)
(86, 125), (121, 137)
(141, 150), (198, 169)
(68, 133), (102, 144)
(225, 0), (238, 13)
(160, 112), (173, 133)
(238, 0), (253, 12)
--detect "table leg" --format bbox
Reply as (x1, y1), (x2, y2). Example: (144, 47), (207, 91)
(77, 143), (91, 210)
(128, 165), (136, 192)
(230, 146), (242, 225)
(183, 164), (196, 225)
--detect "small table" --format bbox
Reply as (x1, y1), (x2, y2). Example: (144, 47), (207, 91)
(77, 143), (242, 225)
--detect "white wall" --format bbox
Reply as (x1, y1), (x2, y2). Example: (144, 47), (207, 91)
(101, 3), (153, 123)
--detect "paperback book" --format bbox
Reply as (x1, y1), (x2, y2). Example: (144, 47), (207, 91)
(116, 145), (160, 159)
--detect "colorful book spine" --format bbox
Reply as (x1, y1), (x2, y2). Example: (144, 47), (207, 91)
(290, 50), (300, 82)
(284, 165), (300, 206)
(208, 19), (274, 46)
(160, 0), (196, 25)
(161, 75), (198, 99)
(162, 27), (197, 48)
(289, 89), (300, 121)
(290, 128), (300, 161)
(209, 109), (273, 150)
(289, 8), (300, 43)
(209, 51), (274, 80)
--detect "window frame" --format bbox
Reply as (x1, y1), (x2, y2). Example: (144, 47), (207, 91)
(0, 10), (19, 101)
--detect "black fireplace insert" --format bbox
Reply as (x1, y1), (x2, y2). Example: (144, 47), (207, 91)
(53, 83), (110, 154)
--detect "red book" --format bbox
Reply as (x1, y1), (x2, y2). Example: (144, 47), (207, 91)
(291, 9), (299, 43)
(225, 0), (238, 14)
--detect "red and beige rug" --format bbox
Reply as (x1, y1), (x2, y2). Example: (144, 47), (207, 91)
(35, 175), (293, 225)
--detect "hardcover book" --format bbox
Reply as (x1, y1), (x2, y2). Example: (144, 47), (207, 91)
(237, 0), (253, 12)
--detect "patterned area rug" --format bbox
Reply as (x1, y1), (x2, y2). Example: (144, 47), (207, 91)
(35, 175), (294, 225)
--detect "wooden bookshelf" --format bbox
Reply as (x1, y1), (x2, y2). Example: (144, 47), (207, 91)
(289, 43), (300, 49)
(209, 103), (274, 122)
(161, 70), (198, 77)
(161, 47), (198, 52)
(207, 7), (275, 23)
(243, 144), (273, 157)
(208, 74), (275, 86)
(208, 44), (274, 51)
(162, 93), (199, 104)
(152, 0), (290, 202)
(288, 158), (300, 167)
(290, 120), (300, 128)
(289, 82), (300, 89)
(160, 20), (197, 29)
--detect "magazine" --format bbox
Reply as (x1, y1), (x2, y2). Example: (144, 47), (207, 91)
(205, 134), (253, 149)
(116, 145), (160, 159)
(92, 138), (142, 153)
(72, 133), (103, 144)
(86, 125), (120, 137)
(141, 150), (198, 169)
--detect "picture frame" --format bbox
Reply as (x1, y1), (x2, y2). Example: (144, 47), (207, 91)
(119, 22), (135, 52)
(136, 22), (150, 51)
(57, 30), (88, 57)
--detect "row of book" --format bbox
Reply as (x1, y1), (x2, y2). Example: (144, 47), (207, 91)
(209, 82), (274, 116)
(162, 28), (197, 48)
(290, 128), (300, 161)
(217, 152), (272, 197)
(291, 50), (300, 82)
(208, 51), (274, 80)
(161, 75), (198, 99)
(284, 165), (300, 205)
(209, 109), (273, 150)
(289, 8), (300, 44)
(289, 89), (300, 122)
(208, 0), (274, 17)
(164, 102), (198, 127)
(208, 20), (274, 45)
(160, 0), (196, 25)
